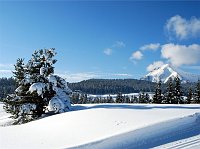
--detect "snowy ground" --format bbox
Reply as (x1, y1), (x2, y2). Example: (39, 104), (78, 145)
(0, 102), (13, 126)
(0, 102), (200, 149)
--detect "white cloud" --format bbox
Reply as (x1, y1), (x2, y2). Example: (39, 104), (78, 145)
(189, 66), (200, 70)
(161, 43), (200, 66)
(103, 48), (112, 56)
(166, 15), (200, 40)
(104, 41), (125, 56)
(140, 43), (160, 51)
(0, 64), (14, 77)
(55, 72), (98, 83)
(0, 63), (13, 69)
(182, 65), (200, 70)
(66, 72), (99, 83)
(129, 43), (160, 62)
(130, 51), (143, 60)
(147, 61), (165, 72)
(0, 70), (13, 77)
(0, 70), (12, 73)
(113, 73), (133, 77)
(56, 71), (133, 83)
(113, 41), (126, 48)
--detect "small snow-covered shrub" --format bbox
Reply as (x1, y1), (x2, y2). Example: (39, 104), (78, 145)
(48, 75), (72, 113)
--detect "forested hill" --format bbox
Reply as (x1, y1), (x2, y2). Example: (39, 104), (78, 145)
(0, 78), (196, 99)
(0, 78), (156, 98)
(0, 78), (16, 99)
(69, 79), (196, 95)
(68, 79), (157, 94)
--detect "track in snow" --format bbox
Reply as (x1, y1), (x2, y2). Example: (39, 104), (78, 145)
(71, 113), (200, 149)
(155, 135), (200, 149)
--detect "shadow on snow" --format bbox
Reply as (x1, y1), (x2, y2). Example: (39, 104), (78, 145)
(71, 104), (200, 112)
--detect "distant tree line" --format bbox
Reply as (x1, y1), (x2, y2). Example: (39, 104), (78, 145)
(0, 78), (156, 99)
(69, 79), (157, 94)
(0, 77), (198, 104)
(70, 91), (149, 104)
(0, 78), (16, 100)
(70, 77), (200, 104)
(69, 79), (196, 96)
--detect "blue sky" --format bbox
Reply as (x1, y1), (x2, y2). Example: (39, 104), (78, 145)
(0, 1), (200, 82)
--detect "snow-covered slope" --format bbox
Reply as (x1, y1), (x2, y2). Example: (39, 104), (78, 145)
(141, 64), (200, 83)
(0, 102), (200, 149)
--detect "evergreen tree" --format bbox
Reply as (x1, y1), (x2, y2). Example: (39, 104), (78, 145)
(194, 80), (200, 103)
(124, 95), (130, 103)
(139, 91), (146, 103)
(116, 92), (123, 103)
(99, 97), (103, 103)
(3, 58), (30, 122)
(186, 88), (193, 104)
(165, 78), (174, 104)
(71, 91), (80, 104)
(12, 58), (26, 84)
(83, 94), (88, 104)
(153, 80), (162, 104)
(173, 76), (183, 104)
(145, 93), (150, 103)
(107, 95), (114, 103)
(3, 48), (72, 124)
(133, 96), (139, 103)
(138, 92), (142, 103)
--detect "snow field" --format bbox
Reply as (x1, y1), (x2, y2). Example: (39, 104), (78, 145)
(73, 112), (200, 149)
(0, 103), (200, 149)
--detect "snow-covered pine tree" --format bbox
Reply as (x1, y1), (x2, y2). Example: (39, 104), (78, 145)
(165, 78), (174, 104)
(186, 88), (193, 104)
(153, 80), (162, 104)
(116, 92), (123, 103)
(194, 80), (200, 103)
(138, 92), (142, 103)
(124, 95), (130, 103)
(173, 76), (183, 104)
(71, 91), (81, 104)
(107, 95), (114, 103)
(79, 93), (87, 104)
(13, 58), (26, 84)
(139, 91), (146, 103)
(145, 93), (150, 103)
(25, 49), (57, 118)
(3, 48), (72, 124)
(3, 58), (27, 121)
(133, 96), (138, 103)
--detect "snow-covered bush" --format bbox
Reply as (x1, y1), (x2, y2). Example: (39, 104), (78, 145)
(48, 75), (72, 113)
(3, 48), (72, 124)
